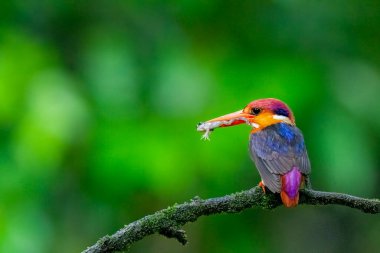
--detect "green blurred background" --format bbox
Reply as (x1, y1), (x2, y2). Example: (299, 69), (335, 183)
(1, 1), (380, 252)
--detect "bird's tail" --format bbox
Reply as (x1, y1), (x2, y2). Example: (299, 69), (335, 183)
(280, 167), (302, 208)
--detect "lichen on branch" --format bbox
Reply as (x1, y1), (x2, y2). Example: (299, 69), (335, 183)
(83, 187), (380, 253)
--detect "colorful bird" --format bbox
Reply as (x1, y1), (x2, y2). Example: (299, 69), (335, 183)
(197, 98), (311, 207)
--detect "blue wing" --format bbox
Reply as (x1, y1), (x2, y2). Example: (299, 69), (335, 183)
(249, 123), (311, 193)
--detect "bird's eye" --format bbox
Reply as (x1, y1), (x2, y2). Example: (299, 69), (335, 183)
(251, 107), (261, 115)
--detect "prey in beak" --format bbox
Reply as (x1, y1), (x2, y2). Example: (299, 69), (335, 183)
(196, 110), (257, 140)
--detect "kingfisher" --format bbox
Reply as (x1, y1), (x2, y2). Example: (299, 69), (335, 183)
(197, 98), (311, 207)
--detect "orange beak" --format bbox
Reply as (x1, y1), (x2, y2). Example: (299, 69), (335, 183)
(205, 110), (253, 126)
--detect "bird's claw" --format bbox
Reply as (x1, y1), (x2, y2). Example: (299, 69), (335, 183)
(259, 181), (266, 194)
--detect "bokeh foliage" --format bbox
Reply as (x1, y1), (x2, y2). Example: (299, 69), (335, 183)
(1, 1), (380, 252)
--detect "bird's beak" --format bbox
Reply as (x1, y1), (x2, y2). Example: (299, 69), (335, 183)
(207, 110), (253, 126)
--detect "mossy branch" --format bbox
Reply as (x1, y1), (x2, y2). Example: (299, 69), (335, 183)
(82, 187), (380, 253)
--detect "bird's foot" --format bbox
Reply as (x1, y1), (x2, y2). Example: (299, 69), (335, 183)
(258, 181), (266, 194)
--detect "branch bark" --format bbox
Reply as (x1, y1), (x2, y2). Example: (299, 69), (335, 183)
(82, 187), (380, 253)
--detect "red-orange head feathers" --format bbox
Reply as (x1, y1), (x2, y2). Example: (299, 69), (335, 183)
(242, 98), (295, 133)
(244, 98), (295, 123)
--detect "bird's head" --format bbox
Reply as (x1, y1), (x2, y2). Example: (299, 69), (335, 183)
(197, 98), (295, 137)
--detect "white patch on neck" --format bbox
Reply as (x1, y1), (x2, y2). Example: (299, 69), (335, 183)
(273, 114), (292, 124)
(250, 122), (260, 128)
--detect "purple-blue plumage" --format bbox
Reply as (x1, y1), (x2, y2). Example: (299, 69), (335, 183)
(274, 108), (290, 118)
(249, 123), (310, 194)
(277, 123), (296, 142)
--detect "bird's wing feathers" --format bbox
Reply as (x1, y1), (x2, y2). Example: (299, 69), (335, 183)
(249, 123), (310, 193)
(254, 156), (281, 191)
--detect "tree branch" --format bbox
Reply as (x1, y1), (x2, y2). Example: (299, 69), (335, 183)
(82, 187), (380, 253)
